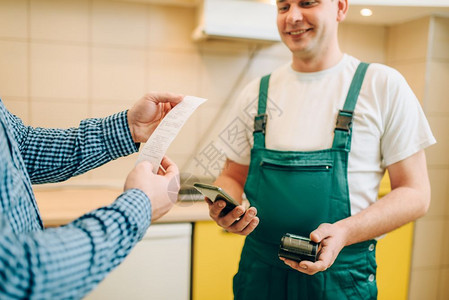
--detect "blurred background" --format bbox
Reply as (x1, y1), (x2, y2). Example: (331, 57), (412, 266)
(0, 0), (448, 299)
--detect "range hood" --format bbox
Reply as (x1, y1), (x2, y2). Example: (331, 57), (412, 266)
(192, 0), (280, 42)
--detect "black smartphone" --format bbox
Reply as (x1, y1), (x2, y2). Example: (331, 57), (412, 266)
(193, 183), (242, 217)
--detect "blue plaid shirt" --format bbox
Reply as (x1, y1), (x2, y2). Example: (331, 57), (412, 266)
(0, 100), (152, 299)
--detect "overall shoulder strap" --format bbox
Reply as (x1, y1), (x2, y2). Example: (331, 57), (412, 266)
(253, 74), (270, 149)
(332, 62), (370, 151)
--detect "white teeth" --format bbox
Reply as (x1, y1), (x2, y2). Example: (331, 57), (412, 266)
(290, 29), (307, 35)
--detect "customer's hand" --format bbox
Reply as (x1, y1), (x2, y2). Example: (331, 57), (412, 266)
(128, 92), (184, 143)
(124, 156), (180, 221)
(207, 199), (259, 236)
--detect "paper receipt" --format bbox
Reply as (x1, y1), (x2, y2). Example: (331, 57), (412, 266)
(136, 95), (207, 173)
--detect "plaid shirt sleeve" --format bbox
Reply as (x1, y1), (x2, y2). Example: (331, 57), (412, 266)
(0, 189), (152, 300)
(6, 109), (138, 184)
(0, 103), (153, 299)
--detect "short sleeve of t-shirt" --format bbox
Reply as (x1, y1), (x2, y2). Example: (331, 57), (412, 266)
(377, 66), (436, 167)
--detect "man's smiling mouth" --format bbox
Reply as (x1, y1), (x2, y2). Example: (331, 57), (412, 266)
(288, 28), (313, 35)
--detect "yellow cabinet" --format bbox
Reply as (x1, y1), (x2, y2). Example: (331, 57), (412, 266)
(192, 221), (245, 300)
(192, 174), (412, 300)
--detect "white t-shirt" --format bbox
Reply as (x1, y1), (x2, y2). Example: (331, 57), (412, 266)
(220, 54), (436, 215)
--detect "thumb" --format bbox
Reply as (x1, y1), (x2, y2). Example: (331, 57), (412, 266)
(310, 223), (331, 243)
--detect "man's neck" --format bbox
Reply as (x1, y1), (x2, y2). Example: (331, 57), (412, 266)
(290, 46), (344, 73)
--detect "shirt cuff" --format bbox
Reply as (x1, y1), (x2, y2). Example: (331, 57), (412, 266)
(102, 110), (138, 160)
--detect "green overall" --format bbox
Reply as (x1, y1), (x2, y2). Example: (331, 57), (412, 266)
(233, 63), (378, 300)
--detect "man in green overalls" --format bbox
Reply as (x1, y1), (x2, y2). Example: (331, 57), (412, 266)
(206, 0), (435, 299)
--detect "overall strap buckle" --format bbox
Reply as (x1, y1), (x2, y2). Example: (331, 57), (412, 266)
(254, 114), (268, 134)
(335, 110), (353, 132)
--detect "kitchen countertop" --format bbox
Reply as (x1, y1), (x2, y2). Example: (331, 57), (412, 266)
(34, 178), (389, 228)
(34, 188), (212, 227)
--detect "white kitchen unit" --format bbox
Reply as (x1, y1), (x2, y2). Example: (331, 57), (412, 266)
(86, 223), (192, 300)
